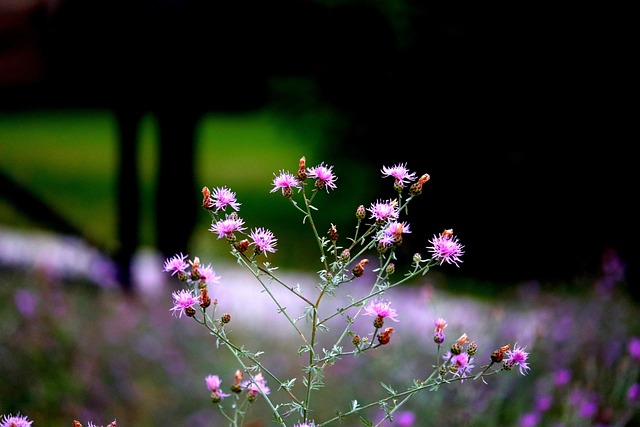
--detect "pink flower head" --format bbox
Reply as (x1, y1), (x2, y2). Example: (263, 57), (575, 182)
(211, 186), (241, 212)
(384, 221), (411, 239)
(271, 170), (302, 196)
(163, 253), (190, 276)
(427, 230), (464, 267)
(0, 413), (33, 427)
(205, 374), (231, 401)
(364, 299), (399, 322)
(293, 423), (316, 427)
(381, 163), (417, 186)
(198, 263), (221, 287)
(368, 199), (399, 223)
(209, 215), (246, 239)
(249, 227), (278, 256)
(242, 372), (271, 398)
(307, 162), (337, 192)
(170, 289), (199, 318)
(504, 343), (530, 376)
(451, 352), (475, 379)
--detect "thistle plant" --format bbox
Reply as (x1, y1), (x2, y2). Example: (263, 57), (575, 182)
(158, 156), (530, 427)
(0, 157), (530, 427)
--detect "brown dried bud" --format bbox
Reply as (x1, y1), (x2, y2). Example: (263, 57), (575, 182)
(73, 422), (83, 427)
(202, 186), (214, 210)
(200, 288), (211, 309)
(297, 156), (308, 181)
(328, 224), (339, 242)
(231, 370), (243, 393)
(236, 239), (250, 253)
(418, 173), (430, 185)
(442, 229), (454, 238)
(352, 259), (369, 277)
(491, 344), (510, 363)
(377, 327), (395, 345)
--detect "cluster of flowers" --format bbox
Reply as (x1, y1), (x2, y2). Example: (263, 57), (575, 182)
(159, 157), (529, 426)
(0, 415), (115, 427)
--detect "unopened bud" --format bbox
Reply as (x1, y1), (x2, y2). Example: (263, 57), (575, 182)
(373, 315), (385, 329)
(412, 253), (422, 264)
(221, 313), (231, 325)
(186, 306), (197, 317)
(328, 224), (339, 242)
(356, 205), (366, 220)
(352, 334), (361, 347)
(339, 249), (350, 263)
(385, 263), (395, 275)
(467, 341), (478, 356)
(450, 343), (462, 355)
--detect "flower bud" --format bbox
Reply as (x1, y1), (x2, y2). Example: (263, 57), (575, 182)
(433, 331), (445, 344)
(393, 180), (404, 193)
(202, 186), (214, 210)
(339, 249), (351, 263)
(352, 259), (369, 277)
(297, 156), (307, 181)
(377, 327), (395, 345)
(236, 239), (250, 253)
(231, 370), (243, 393)
(328, 224), (339, 242)
(186, 306), (197, 317)
(491, 344), (510, 363)
(450, 343), (462, 355)
(221, 313), (231, 325)
(200, 288), (211, 309)
(385, 263), (395, 276)
(352, 334), (361, 347)
(373, 315), (385, 329)
(356, 204), (366, 220)
(467, 341), (478, 356)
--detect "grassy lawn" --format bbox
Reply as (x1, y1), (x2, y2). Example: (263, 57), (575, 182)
(0, 107), (372, 268)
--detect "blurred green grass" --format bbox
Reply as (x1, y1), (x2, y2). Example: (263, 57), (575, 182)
(0, 107), (377, 270)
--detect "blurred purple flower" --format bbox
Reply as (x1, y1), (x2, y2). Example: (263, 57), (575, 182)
(627, 336), (640, 361)
(554, 369), (572, 387)
(519, 411), (540, 427)
(14, 288), (38, 318)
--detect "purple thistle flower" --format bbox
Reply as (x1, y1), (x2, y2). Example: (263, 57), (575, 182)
(205, 374), (231, 401)
(307, 162), (337, 192)
(163, 253), (190, 276)
(427, 232), (464, 267)
(211, 186), (241, 212)
(198, 263), (221, 286)
(209, 216), (246, 239)
(504, 343), (531, 376)
(0, 413), (33, 427)
(271, 170), (302, 196)
(249, 227), (278, 256)
(627, 383), (640, 402)
(364, 299), (399, 322)
(368, 199), (399, 223)
(381, 163), (417, 186)
(451, 352), (475, 379)
(170, 289), (198, 318)
(242, 372), (271, 396)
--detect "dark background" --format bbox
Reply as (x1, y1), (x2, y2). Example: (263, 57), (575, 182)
(1, 1), (636, 293)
